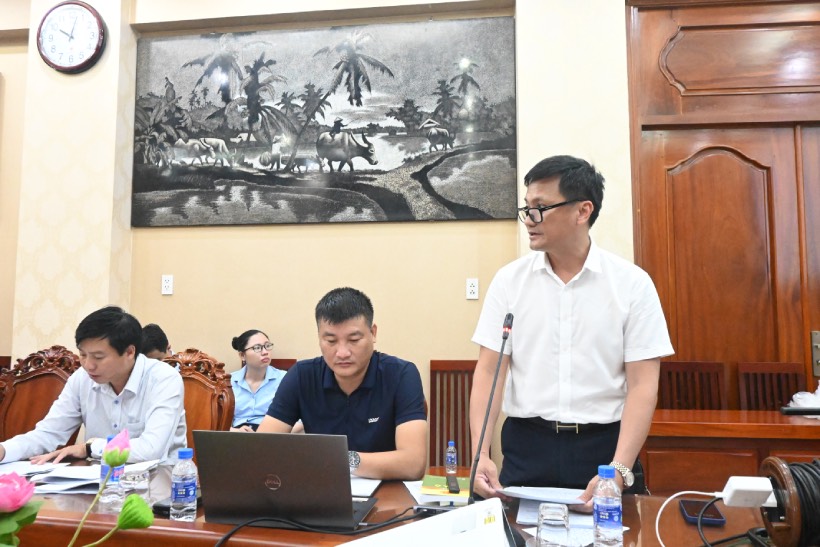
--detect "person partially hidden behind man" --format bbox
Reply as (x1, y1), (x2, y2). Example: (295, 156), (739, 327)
(257, 287), (427, 480)
(141, 323), (173, 360)
(0, 306), (187, 464)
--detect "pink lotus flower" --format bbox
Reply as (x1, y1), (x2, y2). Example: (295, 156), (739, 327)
(103, 430), (131, 467)
(0, 473), (41, 547)
(0, 472), (34, 512)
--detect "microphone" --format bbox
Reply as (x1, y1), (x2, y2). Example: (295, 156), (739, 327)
(468, 312), (513, 505)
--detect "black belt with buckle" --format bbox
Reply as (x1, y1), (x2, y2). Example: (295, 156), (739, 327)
(541, 419), (618, 434)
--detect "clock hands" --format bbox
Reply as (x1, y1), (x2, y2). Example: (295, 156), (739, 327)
(57, 17), (77, 42)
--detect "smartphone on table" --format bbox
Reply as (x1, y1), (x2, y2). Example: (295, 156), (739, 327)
(679, 498), (726, 527)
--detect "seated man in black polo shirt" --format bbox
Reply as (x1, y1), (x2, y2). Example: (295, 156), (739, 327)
(257, 287), (427, 481)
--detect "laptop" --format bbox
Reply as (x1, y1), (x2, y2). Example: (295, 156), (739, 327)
(193, 430), (377, 530)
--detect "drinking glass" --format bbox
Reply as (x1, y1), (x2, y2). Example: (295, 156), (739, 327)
(120, 469), (151, 503)
(525, 502), (570, 547)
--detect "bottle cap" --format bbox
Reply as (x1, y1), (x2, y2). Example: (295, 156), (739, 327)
(178, 447), (194, 459)
(448, 440), (455, 447)
(598, 465), (616, 479)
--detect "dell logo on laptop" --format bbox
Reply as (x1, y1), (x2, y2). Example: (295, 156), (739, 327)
(264, 474), (282, 491)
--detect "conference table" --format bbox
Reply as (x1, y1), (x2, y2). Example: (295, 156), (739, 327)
(20, 465), (765, 546)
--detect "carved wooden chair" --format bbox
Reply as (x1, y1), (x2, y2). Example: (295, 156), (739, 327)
(0, 345), (82, 442)
(658, 360), (728, 410)
(429, 360), (476, 468)
(738, 362), (807, 411)
(163, 348), (234, 455)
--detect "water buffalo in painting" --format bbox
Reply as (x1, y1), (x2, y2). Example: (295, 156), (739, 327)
(315, 131), (378, 172)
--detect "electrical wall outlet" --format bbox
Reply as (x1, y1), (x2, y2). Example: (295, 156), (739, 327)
(466, 278), (479, 300)
(161, 274), (174, 295)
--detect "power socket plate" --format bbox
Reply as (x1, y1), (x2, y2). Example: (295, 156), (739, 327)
(161, 274), (174, 295)
(466, 278), (479, 300)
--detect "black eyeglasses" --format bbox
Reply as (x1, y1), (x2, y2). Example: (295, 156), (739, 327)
(517, 200), (580, 223)
(243, 342), (274, 353)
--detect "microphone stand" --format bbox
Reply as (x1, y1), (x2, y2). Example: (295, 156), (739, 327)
(468, 313), (513, 505)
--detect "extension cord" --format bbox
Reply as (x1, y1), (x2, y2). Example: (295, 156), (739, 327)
(412, 505), (460, 518)
(721, 476), (774, 507)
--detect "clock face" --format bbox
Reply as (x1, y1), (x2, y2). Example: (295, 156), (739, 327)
(37, 1), (105, 74)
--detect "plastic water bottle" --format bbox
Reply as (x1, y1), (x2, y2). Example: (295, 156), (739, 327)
(99, 435), (124, 513)
(445, 440), (458, 474)
(593, 465), (623, 547)
(170, 448), (198, 521)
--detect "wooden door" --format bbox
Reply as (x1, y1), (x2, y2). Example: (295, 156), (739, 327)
(638, 127), (803, 364)
(800, 126), (820, 375)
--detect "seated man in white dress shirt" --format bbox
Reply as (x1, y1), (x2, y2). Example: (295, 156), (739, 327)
(0, 306), (187, 464)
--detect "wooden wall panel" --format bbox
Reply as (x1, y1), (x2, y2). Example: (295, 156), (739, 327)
(644, 448), (758, 493)
(639, 128), (802, 363)
(629, 3), (820, 124)
(660, 25), (820, 95)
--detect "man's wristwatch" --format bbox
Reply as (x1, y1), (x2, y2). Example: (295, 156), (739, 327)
(86, 438), (105, 459)
(348, 450), (361, 471)
(610, 461), (634, 488)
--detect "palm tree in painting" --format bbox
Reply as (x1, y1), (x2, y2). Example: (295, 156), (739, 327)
(450, 59), (480, 96)
(282, 30), (395, 171)
(276, 91), (301, 124)
(299, 83), (331, 127)
(182, 34), (244, 105)
(432, 79), (462, 128)
(315, 29), (395, 107)
(235, 53), (295, 143)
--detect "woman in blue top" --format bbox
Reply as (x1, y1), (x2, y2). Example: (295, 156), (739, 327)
(229, 329), (286, 432)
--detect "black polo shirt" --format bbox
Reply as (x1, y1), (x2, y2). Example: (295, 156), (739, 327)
(266, 351), (426, 453)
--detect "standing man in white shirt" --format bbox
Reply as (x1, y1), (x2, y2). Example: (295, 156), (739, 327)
(0, 306), (186, 464)
(470, 155), (674, 504)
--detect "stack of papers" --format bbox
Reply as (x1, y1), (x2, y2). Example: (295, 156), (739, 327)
(34, 465), (101, 494)
(0, 459), (160, 495)
(35, 460), (160, 494)
(0, 460), (69, 477)
(351, 476), (381, 497)
(497, 486), (585, 504)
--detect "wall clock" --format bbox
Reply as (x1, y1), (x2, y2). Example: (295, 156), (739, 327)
(36, 1), (105, 74)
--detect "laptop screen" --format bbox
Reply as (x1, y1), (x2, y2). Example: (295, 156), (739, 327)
(193, 430), (375, 530)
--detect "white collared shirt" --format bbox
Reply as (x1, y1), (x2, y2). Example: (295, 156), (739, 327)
(1, 354), (186, 463)
(472, 241), (674, 423)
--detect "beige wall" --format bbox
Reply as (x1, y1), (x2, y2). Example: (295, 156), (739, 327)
(7, 0), (135, 357)
(0, 0), (631, 461)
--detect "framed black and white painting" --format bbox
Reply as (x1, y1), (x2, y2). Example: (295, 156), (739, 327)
(132, 16), (516, 227)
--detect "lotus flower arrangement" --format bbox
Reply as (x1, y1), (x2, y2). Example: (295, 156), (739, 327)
(0, 472), (41, 547)
(67, 430), (154, 547)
